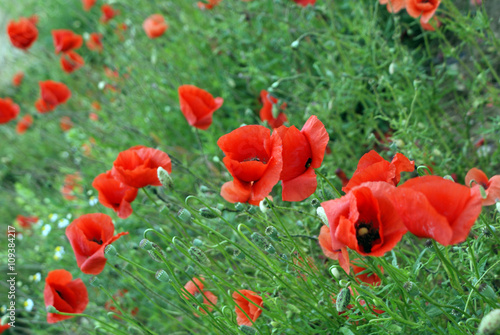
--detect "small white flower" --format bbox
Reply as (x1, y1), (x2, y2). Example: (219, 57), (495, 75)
(54, 246), (65, 261)
(41, 224), (52, 237)
(29, 272), (42, 282)
(49, 214), (58, 222)
(17, 233), (23, 240)
(0, 305), (6, 313)
(89, 196), (98, 206)
(58, 218), (70, 228)
(66, 213), (72, 219)
(24, 298), (34, 312)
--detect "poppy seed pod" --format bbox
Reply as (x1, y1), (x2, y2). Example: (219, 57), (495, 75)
(189, 246), (211, 266)
(157, 166), (173, 189)
(239, 325), (257, 335)
(336, 288), (351, 313)
(155, 269), (170, 282)
(478, 309), (500, 335)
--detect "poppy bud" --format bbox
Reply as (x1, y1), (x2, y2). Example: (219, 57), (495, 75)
(46, 305), (58, 313)
(259, 198), (272, 213)
(155, 269), (169, 282)
(177, 208), (192, 222)
(316, 207), (329, 227)
(478, 309), (500, 335)
(403, 281), (419, 297)
(239, 325), (257, 335)
(310, 198), (320, 208)
(251, 233), (272, 253)
(265, 226), (280, 242)
(193, 238), (203, 247)
(147, 250), (162, 263)
(189, 246), (211, 266)
(139, 239), (152, 250)
(290, 40), (300, 49)
(247, 206), (257, 214)
(104, 244), (117, 258)
(330, 266), (340, 279)
(336, 288), (351, 313)
(233, 248), (245, 260)
(234, 202), (245, 211)
(157, 167), (173, 189)
(199, 207), (221, 219)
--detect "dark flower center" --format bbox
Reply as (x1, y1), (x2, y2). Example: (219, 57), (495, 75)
(356, 222), (380, 253)
(91, 238), (103, 245)
(305, 157), (312, 168)
(55, 290), (64, 299)
(243, 156), (267, 164)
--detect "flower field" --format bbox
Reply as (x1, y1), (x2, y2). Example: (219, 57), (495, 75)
(1, 0), (500, 334)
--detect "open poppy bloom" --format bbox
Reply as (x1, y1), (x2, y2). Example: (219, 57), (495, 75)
(183, 277), (218, 315)
(198, 0), (223, 10)
(0, 98), (20, 124)
(16, 215), (38, 229)
(406, 0), (441, 24)
(16, 115), (33, 134)
(44, 269), (89, 323)
(82, 0), (96, 11)
(112, 145), (172, 188)
(390, 176), (483, 245)
(52, 30), (83, 54)
(35, 80), (71, 113)
(86, 33), (103, 52)
(7, 17), (38, 50)
(322, 182), (407, 257)
(218, 125), (283, 205)
(233, 290), (264, 326)
(318, 225), (350, 273)
(143, 14), (168, 39)
(292, 0), (316, 6)
(465, 168), (500, 206)
(60, 51), (85, 73)
(343, 150), (414, 193)
(378, 0), (406, 13)
(100, 4), (119, 23)
(178, 85), (223, 130)
(12, 71), (24, 86)
(259, 90), (287, 129)
(66, 213), (128, 275)
(276, 115), (329, 201)
(92, 170), (138, 219)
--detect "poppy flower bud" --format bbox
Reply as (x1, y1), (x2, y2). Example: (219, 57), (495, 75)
(330, 266), (341, 279)
(157, 166), (173, 189)
(46, 305), (58, 313)
(193, 238), (203, 247)
(155, 269), (169, 282)
(336, 288), (351, 313)
(265, 226), (280, 242)
(104, 244), (117, 258)
(247, 206), (257, 214)
(177, 208), (192, 222)
(251, 232), (274, 253)
(259, 199), (272, 213)
(239, 325), (257, 335)
(233, 248), (245, 260)
(478, 309), (500, 335)
(290, 40), (300, 49)
(139, 238), (152, 250)
(403, 281), (419, 297)
(310, 198), (320, 208)
(199, 207), (221, 219)
(147, 250), (162, 263)
(189, 246), (211, 266)
(316, 207), (329, 227)
(234, 202), (245, 211)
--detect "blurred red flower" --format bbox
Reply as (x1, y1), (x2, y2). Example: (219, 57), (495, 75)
(352, 261), (382, 286)
(60, 51), (85, 73)
(198, 0), (222, 10)
(101, 4), (119, 23)
(16, 215), (38, 229)
(82, 0), (96, 11)
(61, 172), (82, 200)
(52, 29), (83, 54)
(391, 176), (483, 245)
(104, 289), (139, 319)
(233, 290), (264, 326)
(16, 115), (33, 134)
(322, 182), (407, 257)
(44, 269), (89, 323)
(183, 277), (218, 315)
(178, 85), (223, 130)
(143, 14), (168, 39)
(7, 17), (38, 50)
(406, 0), (440, 24)
(12, 71), (24, 86)
(465, 168), (500, 206)
(92, 101), (101, 110)
(420, 16), (441, 31)
(112, 145), (172, 188)
(86, 33), (103, 52)
(379, 0), (406, 13)
(259, 90), (287, 129)
(89, 112), (99, 121)
(276, 115), (329, 201)
(92, 170), (138, 219)
(66, 213), (128, 275)
(218, 125), (283, 205)
(60, 116), (73, 132)
(35, 80), (71, 113)
(318, 225), (350, 273)
(292, 0), (316, 6)
(0, 98), (20, 124)
(0, 324), (10, 333)
(343, 150), (414, 193)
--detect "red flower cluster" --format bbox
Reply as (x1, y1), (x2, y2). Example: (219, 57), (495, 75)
(178, 85), (223, 130)
(52, 30), (85, 73)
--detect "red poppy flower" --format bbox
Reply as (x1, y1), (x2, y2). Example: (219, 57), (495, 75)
(198, 0), (222, 10)
(52, 30), (83, 54)
(465, 168), (500, 206)
(233, 290), (264, 326)
(343, 150), (414, 193)
(0, 98), (20, 124)
(44, 269), (89, 323)
(16, 115), (33, 134)
(143, 14), (168, 39)
(66, 213), (128, 275)
(183, 277), (218, 315)
(89, 112), (98, 121)
(0, 324), (10, 333)
(104, 289), (139, 319)
(100, 4), (119, 23)
(7, 17), (38, 50)
(292, 0), (316, 6)
(92, 101), (101, 110)
(218, 125), (283, 205)
(112, 145), (172, 188)
(12, 71), (24, 86)
(60, 51), (85, 73)
(259, 90), (287, 129)
(276, 115), (329, 201)
(16, 215), (38, 229)
(406, 0), (440, 24)
(92, 171), (138, 219)
(322, 182), (407, 257)
(390, 176), (483, 245)
(60, 116), (73, 132)
(82, 0), (96, 11)
(178, 85), (223, 130)
(379, 0), (406, 13)
(61, 173), (82, 200)
(318, 225), (350, 273)
(86, 33), (103, 52)
(420, 16), (441, 31)
(35, 80), (71, 113)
